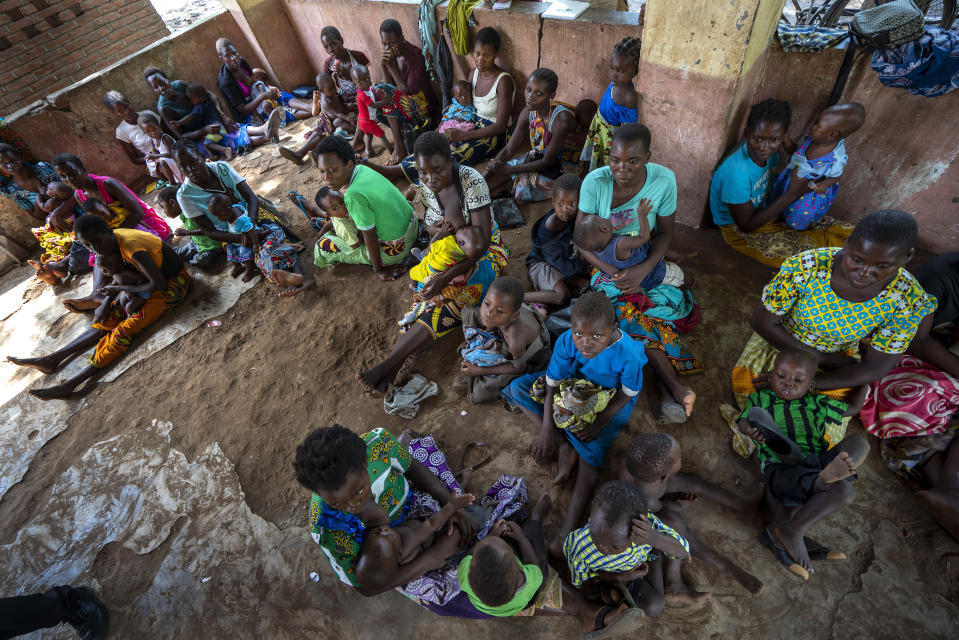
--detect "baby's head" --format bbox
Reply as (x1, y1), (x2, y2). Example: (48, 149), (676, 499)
(810, 102), (866, 145)
(250, 67), (269, 84)
(452, 80), (472, 107)
(552, 173), (582, 223)
(624, 433), (681, 485)
(208, 193), (239, 223)
(137, 112), (164, 139)
(350, 64), (372, 91)
(314, 186), (347, 218)
(572, 214), (613, 253)
(466, 535), (523, 607)
(769, 350), (818, 401)
(575, 98), (598, 132)
(588, 481), (648, 556)
(156, 185), (181, 219)
(454, 224), (485, 259)
(570, 292), (617, 359)
(316, 72), (337, 97)
(81, 197), (113, 222)
(94, 251), (125, 278)
(610, 36), (642, 85)
(368, 524), (402, 561)
(479, 275), (525, 329)
(46, 181), (72, 201)
(185, 83), (208, 106)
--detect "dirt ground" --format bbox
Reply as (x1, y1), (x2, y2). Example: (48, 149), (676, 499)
(1, 120), (958, 639)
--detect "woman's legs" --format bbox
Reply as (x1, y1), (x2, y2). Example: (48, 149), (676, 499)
(279, 131), (324, 165)
(63, 265), (106, 312)
(917, 437), (959, 540)
(7, 328), (105, 375)
(358, 323), (434, 393)
(383, 115), (406, 165)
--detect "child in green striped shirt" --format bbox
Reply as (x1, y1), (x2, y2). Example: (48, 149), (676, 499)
(738, 349), (868, 576)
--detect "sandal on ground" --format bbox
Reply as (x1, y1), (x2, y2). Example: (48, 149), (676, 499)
(288, 191), (312, 221)
(583, 606), (645, 640)
(758, 529), (809, 581)
(804, 535), (847, 561)
(655, 401), (687, 425)
(454, 442), (492, 479)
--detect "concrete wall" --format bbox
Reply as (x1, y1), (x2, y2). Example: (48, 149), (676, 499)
(1, 12), (260, 247)
(0, 0), (169, 114)
(726, 42), (959, 254)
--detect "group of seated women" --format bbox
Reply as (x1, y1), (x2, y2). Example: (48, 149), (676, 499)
(1, 17), (956, 638)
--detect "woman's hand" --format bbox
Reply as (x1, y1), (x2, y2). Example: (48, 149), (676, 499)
(174, 228), (192, 237)
(204, 124), (221, 136)
(375, 265), (404, 282)
(446, 509), (478, 549)
(98, 284), (122, 297)
(611, 261), (654, 294)
(93, 299), (113, 325)
(443, 128), (464, 143)
(48, 208), (73, 233)
(417, 275), (447, 300)
(485, 158), (506, 175)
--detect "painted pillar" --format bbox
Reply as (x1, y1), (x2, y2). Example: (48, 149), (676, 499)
(219, 0), (316, 90)
(638, 0), (784, 226)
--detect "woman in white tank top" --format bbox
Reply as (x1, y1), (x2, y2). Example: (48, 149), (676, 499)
(365, 26), (515, 183)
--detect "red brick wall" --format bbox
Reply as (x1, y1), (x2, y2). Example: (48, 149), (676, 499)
(0, 0), (169, 114)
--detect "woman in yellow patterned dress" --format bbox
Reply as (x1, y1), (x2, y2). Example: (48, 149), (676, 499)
(731, 210), (936, 445)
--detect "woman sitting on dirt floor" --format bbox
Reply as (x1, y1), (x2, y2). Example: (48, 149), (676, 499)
(102, 90), (182, 187)
(0, 144), (85, 285)
(7, 214), (190, 400)
(860, 252), (959, 541)
(52, 153), (171, 313)
(576, 123), (697, 425)
(365, 26), (515, 183)
(172, 139), (296, 270)
(293, 425), (640, 636)
(357, 132), (508, 394)
(731, 210), (936, 484)
(709, 98), (852, 268)
(483, 67), (576, 204)
(310, 134), (416, 275)
(214, 37), (313, 124)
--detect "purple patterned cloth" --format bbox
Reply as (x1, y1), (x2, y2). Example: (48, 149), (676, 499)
(399, 435), (529, 608)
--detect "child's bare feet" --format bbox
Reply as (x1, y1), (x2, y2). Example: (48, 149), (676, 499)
(553, 442), (576, 485)
(364, 140), (375, 158)
(28, 260), (61, 285)
(772, 526), (812, 572)
(223, 146), (234, 161)
(819, 452), (857, 484)
(241, 262), (257, 282)
(678, 387), (696, 417)
(531, 493), (552, 522)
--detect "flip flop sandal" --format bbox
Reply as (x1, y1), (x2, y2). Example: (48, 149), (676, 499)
(804, 536), (847, 561)
(500, 394), (522, 414)
(758, 529), (809, 581)
(747, 407), (804, 465)
(288, 191), (312, 221)
(454, 442), (491, 479)
(583, 606), (645, 640)
(655, 380), (687, 424)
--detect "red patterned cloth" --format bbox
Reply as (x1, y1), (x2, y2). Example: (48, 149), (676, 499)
(861, 353), (959, 439)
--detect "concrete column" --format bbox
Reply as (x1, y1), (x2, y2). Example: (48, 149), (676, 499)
(218, 0), (316, 90)
(638, 0), (785, 226)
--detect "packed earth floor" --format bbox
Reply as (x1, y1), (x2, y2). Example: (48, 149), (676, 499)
(1, 120), (957, 639)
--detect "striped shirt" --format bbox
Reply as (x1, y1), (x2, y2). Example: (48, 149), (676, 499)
(563, 514), (689, 587)
(740, 388), (847, 469)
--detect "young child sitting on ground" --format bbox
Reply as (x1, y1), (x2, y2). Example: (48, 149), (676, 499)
(155, 186), (221, 270)
(621, 433), (765, 598)
(173, 83), (234, 160)
(352, 64), (394, 158)
(524, 174), (589, 310)
(563, 481), (689, 618)
(312, 186), (362, 251)
(738, 349), (868, 578)
(95, 251), (150, 316)
(207, 192), (258, 281)
(455, 276), (551, 404)
(574, 209), (668, 294)
(437, 80), (477, 134)
(582, 37), (642, 171)
(772, 102), (865, 231)
(502, 292), (647, 556)
(250, 67), (281, 122)
(137, 113), (183, 186)
(364, 492), (474, 575)
(279, 73), (357, 166)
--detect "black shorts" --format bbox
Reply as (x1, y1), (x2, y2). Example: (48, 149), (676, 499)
(763, 448), (855, 508)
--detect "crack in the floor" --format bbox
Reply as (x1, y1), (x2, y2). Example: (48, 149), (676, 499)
(826, 540), (876, 637)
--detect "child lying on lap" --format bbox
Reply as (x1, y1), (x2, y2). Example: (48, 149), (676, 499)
(574, 207), (667, 294)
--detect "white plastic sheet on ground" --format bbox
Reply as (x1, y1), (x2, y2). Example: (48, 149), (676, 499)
(0, 269), (255, 500)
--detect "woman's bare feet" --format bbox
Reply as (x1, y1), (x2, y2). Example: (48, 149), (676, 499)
(7, 355), (59, 375)
(553, 443), (577, 485)
(279, 146), (304, 166)
(356, 370), (388, 395)
(387, 147), (402, 166)
(63, 296), (102, 313)
(819, 452), (857, 484)
(364, 140), (376, 158)
(272, 269), (306, 297)
(29, 382), (77, 400)
(677, 387), (696, 417)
